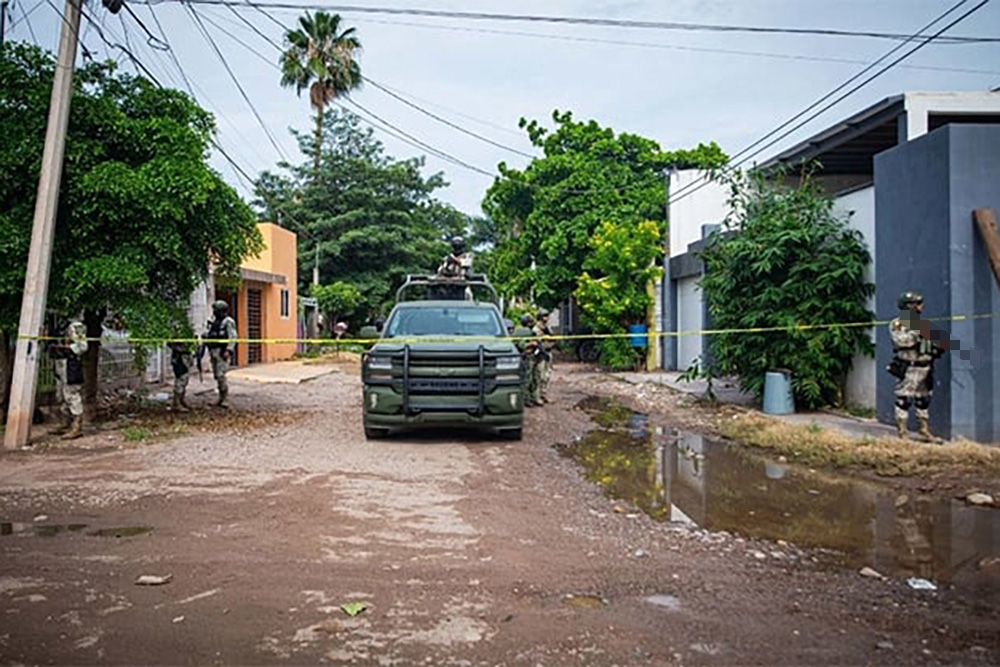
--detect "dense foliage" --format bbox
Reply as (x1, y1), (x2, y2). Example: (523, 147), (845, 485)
(254, 109), (468, 321)
(0, 43), (262, 415)
(698, 171), (875, 409)
(312, 281), (362, 333)
(483, 110), (726, 307)
(575, 220), (662, 369)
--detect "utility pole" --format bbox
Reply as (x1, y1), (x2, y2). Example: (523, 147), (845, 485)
(4, 0), (82, 449)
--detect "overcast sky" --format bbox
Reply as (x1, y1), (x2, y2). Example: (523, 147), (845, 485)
(8, 0), (1000, 216)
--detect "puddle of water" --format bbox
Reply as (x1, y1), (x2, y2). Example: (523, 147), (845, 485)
(645, 594), (681, 611)
(0, 523), (151, 539)
(565, 398), (1000, 600)
(0, 522), (88, 537)
(562, 594), (606, 609)
(89, 526), (153, 538)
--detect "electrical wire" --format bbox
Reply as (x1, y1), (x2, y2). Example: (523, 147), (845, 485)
(7, 0), (44, 32)
(143, 0), (1000, 45)
(16, 0), (37, 42)
(667, 0), (994, 207)
(183, 1), (290, 162)
(362, 77), (536, 159)
(346, 15), (1000, 78)
(122, 2), (170, 50)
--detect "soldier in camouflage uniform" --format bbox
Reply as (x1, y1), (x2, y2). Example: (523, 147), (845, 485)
(532, 309), (553, 404)
(516, 313), (540, 407)
(889, 291), (945, 443)
(204, 300), (237, 408)
(51, 318), (88, 439)
(169, 341), (194, 413)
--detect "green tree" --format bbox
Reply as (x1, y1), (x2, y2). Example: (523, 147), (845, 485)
(0, 43), (262, 418)
(312, 281), (362, 333)
(698, 170), (874, 409)
(254, 109), (467, 321)
(483, 110), (725, 306)
(280, 11), (362, 176)
(575, 219), (662, 369)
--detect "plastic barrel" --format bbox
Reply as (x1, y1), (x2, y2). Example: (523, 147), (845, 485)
(763, 370), (795, 415)
(627, 324), (648, 349)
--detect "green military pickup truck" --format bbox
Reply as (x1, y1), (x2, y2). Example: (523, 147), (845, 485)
(360, 275), (525, 440)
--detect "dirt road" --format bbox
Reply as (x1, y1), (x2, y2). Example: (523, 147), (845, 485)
(1, 365), (997, 665)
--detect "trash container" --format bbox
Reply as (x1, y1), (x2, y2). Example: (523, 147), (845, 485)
(763, 369), (795, 415)
(627, 324), (648, 349)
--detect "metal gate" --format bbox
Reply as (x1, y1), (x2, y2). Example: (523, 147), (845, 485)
(247, 288), (262, 364)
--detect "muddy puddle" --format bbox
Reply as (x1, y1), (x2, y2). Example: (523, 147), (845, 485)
(562, 398), (1000, 598)
(0, 523), (152, 539)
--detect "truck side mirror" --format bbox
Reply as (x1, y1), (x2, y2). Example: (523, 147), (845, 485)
(359, 325), (379, 341)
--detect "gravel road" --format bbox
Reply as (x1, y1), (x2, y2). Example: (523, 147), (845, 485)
(1, 363), (997, 665)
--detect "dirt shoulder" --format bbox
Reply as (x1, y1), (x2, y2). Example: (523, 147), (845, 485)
(0, 365), (997, 665)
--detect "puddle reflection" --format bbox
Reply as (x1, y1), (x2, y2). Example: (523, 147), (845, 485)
(562, 399), (1000, 600)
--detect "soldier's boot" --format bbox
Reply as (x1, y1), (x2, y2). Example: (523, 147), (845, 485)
(215, 387), (229, 409)
(917, 416), (943, 444)
(172, 394), (190, 413)
(61, 416), (83, 440)
(54, 411), (73, 434)
(895, 414), (908, 440)
(180, 396), (192, 412)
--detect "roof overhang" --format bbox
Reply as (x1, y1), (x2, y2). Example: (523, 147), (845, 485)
(240, 268), (287, 285)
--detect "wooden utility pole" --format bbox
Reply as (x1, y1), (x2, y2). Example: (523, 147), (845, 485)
(4, 0), (82, 449)
(974, 208), (1000, 294)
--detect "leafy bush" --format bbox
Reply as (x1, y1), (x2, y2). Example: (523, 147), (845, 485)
(698, 171), (874, 409)
(575, 219), (661, 370)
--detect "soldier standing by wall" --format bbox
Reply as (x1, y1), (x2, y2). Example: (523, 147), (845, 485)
(204, 300), (237, 408)
(50, 317), (88, 439)
(517, 313), (541, 407)
(889, 291), (947, 442)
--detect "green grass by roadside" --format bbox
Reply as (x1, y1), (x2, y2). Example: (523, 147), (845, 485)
(718, 412), (1000, 478)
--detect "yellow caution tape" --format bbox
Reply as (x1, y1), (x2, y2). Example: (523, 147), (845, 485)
(17, 311), (998, 346)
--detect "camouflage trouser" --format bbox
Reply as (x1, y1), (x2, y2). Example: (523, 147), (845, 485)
(173, 371), (190, 400)
(209, 348), (229, 396)
(894, 363), (932, 421)
(54, 361), (84, 418)
(524, 354), (539, 404)
(535, 357), (552, 401)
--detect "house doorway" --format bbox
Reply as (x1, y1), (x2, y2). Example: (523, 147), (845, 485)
(247, 288), (262, 364)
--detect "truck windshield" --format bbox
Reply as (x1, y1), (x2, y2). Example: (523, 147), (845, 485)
(385, 306), (504, 338)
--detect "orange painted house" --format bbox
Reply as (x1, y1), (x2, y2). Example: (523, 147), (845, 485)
(215, 223), (298, 366)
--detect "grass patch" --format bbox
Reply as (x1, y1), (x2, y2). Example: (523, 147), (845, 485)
(718, 413), (1000, 477)
(122, 426), (155, 442)
(844, 404), (876, 419)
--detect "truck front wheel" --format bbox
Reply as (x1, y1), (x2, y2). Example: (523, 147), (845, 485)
(364, 426), (390, 439)
(499, 427), (523, 441)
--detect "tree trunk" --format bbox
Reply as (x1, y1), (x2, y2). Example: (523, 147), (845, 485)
(313, 103), (325, 179)
(0, 330), (13, 423)
(82, 308), (105, 422)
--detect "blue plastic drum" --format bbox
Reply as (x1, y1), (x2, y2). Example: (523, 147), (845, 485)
(627, 324), (648, 349)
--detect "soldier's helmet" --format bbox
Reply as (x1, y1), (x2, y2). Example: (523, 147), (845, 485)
(897, 291), (923, 310)
(212, 300), (229, 315)
(520, 313), (534, 327)
(450, 236), (467, 254)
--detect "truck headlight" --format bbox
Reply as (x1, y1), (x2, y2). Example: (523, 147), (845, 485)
(496, 355), (521, 371)
(367, 356), (392, 371)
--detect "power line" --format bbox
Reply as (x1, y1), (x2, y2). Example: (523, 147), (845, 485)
(8, 0), (44, 32)
(347, 15), (1000, 78)
(143, 0), (1000, 45)
(122, 2), (170, 50)
(362, 77), (536, 159)
(183, 1), (290, 162)
(668, 0), (994, 207)
(17, 0), (37, 42)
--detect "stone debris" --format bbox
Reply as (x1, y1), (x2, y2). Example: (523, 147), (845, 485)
(859, 567), (884, 579)
(135, 574), (173, 586)
(965, 493), (994, 506)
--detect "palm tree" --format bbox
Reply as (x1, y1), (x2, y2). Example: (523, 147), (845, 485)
(281, 12), (362, 177)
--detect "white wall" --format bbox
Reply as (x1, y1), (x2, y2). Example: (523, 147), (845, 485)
(676, 276), (703, 370)
(668, 170), (730, 258)
(832, 185), (877, 409)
